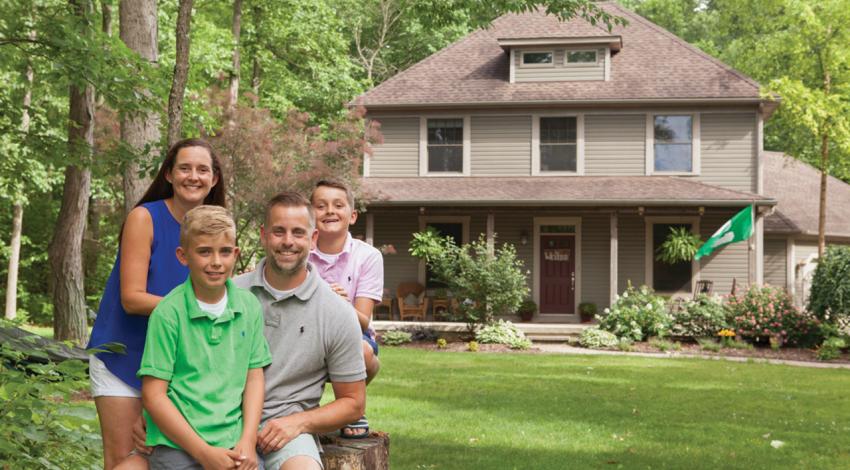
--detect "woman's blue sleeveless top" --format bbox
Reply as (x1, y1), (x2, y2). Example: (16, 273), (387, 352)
(87, 199), (187, 390)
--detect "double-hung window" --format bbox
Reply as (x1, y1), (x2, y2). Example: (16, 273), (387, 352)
(653, 115), (693, 172)
(540, 117), (578, 172)
(427, 119), (463, 173)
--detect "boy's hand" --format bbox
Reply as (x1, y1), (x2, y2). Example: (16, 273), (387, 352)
(198, 445), (244, 470)
(257, 416), (302, 453)
(132, 415), (152, 454)
(233, 438), (258, 470)
(329, 283), (350, 302)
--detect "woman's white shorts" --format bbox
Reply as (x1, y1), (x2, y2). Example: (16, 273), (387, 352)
(89, 355), (141, 398)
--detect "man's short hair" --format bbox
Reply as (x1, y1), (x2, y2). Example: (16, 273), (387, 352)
(266, 191), (315, 230)
(311, 179), (355, 208)
(180, 205), (236, 247)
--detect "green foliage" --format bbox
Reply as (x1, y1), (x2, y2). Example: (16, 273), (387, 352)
(409, 229), (529, 334)
(649, 338), (682, 352)
(727, 285), (821, 347)
(475, 320), (532, 350)
(578, 327), (619, 349)
(816, 337), (845, 361)
(655, 226), (703, 264)
(697, 338), (722, 352)
(616, 337), (635, 352)
(807, 246), (850, 325)
(380, 329), (412, 346)
(578, 302), (598, 316)
(466, 340), (479, 352)
(597, 284), (671, 341)
(0, 325), (101, 468)
(436, 338), (447, 349)
(670, 294), (728, 338)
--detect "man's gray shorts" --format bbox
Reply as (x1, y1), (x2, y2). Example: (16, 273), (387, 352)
(261, 433), (323, 470)
(148, 445), (202, 470)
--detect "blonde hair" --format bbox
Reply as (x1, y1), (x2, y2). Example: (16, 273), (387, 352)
(180, 205), (236, 248)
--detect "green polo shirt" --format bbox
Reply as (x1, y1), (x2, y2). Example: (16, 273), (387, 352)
(138, 277), (272, 449)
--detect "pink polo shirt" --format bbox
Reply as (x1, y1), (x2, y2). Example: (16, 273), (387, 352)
(309, 233), (384, 304)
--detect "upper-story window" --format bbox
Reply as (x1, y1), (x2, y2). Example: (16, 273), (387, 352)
(427, 119), (463, 173)
(654, 115), (693, 172)
(521, 51), (554, 67)
(566, 50), (597, 64)
(540, 117), (577, 172)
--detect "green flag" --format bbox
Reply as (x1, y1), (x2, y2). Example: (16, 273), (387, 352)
(695, 205), (754, 260)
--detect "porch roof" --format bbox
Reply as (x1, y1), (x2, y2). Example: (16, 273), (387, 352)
(362, 176), (775, 207)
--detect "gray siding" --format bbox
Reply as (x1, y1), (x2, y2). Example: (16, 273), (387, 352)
(764, 237), (787, 288)
(514, 48), (605, 82)
(585, 114), (646, 176)
(617, 213), (645, 291)
(699, 209), (750, 294)
(471, 115), (532, 175)
(373, 212), (420, 295)
(699, 113), (757, 192)
(369, 117), (419, 177)
(494, 213), (534, 289)
(582, 215), (610, 308)
(795, 241), (819, 266)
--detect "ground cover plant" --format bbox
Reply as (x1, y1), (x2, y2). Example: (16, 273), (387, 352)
(475, 320), (532, 350)
(335, 348), (850, 469)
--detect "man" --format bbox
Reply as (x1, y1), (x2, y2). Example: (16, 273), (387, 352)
(234, 192), (366, 470)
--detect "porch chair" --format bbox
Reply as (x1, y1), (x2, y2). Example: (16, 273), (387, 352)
(373, 288), (394, 320)
(694, 280), (714, 298)
(397, 282), (429, 321)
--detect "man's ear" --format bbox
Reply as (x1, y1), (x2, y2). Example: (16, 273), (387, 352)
(310, 228), (319, 250)
(175, 246), (189, 267)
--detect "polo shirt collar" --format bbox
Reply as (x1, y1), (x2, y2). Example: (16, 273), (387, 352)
(252, 257), (319, 302)
(182, 277), (242, 322)
(313, 233), (353, 264)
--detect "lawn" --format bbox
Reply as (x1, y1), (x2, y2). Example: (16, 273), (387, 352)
(330, 347), (850, 469)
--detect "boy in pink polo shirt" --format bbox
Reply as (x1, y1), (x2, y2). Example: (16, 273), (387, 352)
(309, 179), (383, 439)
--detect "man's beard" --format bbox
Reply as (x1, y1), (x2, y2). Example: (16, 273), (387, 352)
(267, 250), (308, 277)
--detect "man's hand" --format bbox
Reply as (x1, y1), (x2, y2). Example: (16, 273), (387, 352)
(197, 445), (244, 470)
(232, 438), (258, 470)
(132, 414), (152, 455)
(329, 283), (350, 302)
(257, 416), (303, 454)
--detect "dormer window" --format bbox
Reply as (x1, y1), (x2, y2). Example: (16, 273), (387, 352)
(521, 51), (554, 67)
(566, 50), (597, 64)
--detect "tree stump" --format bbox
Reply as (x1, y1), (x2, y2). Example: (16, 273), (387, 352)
(319, 431), (389, 470)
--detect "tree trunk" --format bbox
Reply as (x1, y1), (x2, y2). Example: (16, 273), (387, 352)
(119, 0), (161, 214)
(250, 4), (262, 100)
(50, 0), (94, 345)
(229, 0), (242, 112)
(817, 67), (831, 258)
(4, 33), (35, 320)
(166, 0), (194, 148)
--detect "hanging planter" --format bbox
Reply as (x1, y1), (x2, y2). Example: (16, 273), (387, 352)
(656, 227), (703, 264)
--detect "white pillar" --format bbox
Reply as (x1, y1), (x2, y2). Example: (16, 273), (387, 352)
(366, 212), (374, 246)
(610, 212), (618, 304)
(755, 212), (764, 285)
(486, 213), (495, 255)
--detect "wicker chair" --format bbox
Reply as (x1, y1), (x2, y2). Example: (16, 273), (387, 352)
(396, 282), (429, 321)
(373, 288), (394, 320)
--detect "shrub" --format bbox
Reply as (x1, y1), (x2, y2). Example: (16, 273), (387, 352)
(410, 230), (529, 335)
(649, 338), (681, 352)
(670, 294), (728, 338)
(597, 284), (671, 341)
(617, 337), (635, 352)
(402, 325), (439, 342)
(697, 338), (722, 352)
(475, 320), (532, 350)
(808, 246), (850, 327)
(727, 285), (821, 347)
(816, 337), (845, 361)
(380, 329), (412, 346)
(436, 338), (447, 349)
(467, 340), (479, 352)
(0, 328), (101, 468)
(578, 327), (619, 349)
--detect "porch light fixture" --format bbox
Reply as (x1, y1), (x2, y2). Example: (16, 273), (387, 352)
(520, 230), (528, 246)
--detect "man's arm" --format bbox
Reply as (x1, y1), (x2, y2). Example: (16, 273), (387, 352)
(257, 380), (365, 453)
(142, 377), (244, 469)
(233, 368), (264, 470)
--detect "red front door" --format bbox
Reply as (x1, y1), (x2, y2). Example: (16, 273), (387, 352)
(540, 235), (575, 314)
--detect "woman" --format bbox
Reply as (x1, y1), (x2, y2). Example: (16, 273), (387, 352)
(87, 138), (226, 469)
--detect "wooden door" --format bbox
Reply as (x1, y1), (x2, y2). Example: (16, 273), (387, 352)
(539, 235), (575, 314)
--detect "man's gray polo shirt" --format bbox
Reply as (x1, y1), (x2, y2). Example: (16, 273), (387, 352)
(233, 259), (366, 423)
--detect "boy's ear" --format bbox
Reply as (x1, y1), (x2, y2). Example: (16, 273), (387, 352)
(175, 246), (189, 267)
(349, 210), (358, 225)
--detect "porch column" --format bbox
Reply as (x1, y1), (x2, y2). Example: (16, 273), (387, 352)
(486, 213), (495, 255)
(755, 212), (764, 285)
(610, 212), (618, 304)
(366, 212), (374, 246)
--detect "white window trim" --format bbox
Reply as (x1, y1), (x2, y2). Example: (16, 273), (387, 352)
(419, 116), (471, 177)
(563, 48), (600, 67)
(531, 113), (584, 176)
(509, 49), (516, 83)
(417, 216), (471, 284)
(644, 216), (701, 296)
(533, 217), (582, 316)
(520, 50), (555, 68)
(646, 112), (701, 176)
(604, 48), (611, 81)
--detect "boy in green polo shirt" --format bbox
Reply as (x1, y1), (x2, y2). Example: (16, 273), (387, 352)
(138, 205), (272, 470)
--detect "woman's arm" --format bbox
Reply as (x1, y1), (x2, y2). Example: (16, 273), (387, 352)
(119, 206), (163, 315)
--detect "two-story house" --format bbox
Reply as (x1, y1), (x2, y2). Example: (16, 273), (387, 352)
(352, 2), (780, 322)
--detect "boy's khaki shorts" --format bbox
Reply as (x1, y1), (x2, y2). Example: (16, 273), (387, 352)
(261, 433), (323, 470)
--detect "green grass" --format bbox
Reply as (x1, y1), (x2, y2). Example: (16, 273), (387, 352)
(21, 324), (53, 338)
(332, 348), (850, 469)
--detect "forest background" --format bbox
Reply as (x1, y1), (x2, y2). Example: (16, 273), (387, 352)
(0, 0), (848, 344)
